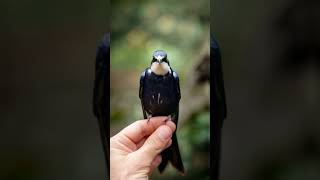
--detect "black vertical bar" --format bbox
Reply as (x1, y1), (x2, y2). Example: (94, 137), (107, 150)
(93, 33), (110, 179)
(211, 35), (227, 180)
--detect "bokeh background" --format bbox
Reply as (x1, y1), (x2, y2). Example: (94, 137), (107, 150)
(110, 0), (210, 179)
(213, 0), (320, 179)
(0, 0), (109, 179)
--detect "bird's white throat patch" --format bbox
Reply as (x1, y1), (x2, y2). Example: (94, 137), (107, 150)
(151, 62), (170, 75)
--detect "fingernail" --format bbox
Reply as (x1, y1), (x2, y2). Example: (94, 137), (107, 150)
(166, 139), (172, 148)
(158, 126), (172, 140)
(166, 121), (176, 132)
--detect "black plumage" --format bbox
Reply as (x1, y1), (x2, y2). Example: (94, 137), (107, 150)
(93, 33), (110, 176)
(139, 50), (184, 174)
(211, 35), (227, 180)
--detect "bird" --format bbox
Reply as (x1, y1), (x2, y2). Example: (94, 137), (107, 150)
(139, 50), (185, 174)
(211, 35), (227, 180)
(93, 33), (110, 177)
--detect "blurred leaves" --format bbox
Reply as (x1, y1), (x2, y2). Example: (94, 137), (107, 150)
(184, 112), (210, 146)
(110, 0), (209, 72)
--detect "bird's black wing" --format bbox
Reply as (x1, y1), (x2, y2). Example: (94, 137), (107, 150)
(93, 33), (110, 176)
(212, 37), (227, 121)
(211, 35), (227, 180)
(172, 71), (181, 123)
(158, 70), (184, 174)
(139, 70), (147, 119)
(173, 71), (181, 100)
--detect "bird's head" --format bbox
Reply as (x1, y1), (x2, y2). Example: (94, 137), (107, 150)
(150, 50), (171, 75)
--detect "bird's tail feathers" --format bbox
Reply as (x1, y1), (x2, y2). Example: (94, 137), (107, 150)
(158, 133), (185, 175)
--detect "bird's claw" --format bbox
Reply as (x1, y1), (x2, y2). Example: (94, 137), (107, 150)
(147, 115), (152, 123)
(167, 115), (172, 122)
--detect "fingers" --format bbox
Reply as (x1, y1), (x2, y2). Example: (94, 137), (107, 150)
(165, 139), (172, 149)
(149, 155), (162, 175)
(136, 137), (147, 149)
(133, 121), (176, 165)
(136, 128), (172, 150)
(113, 116), (170, 145)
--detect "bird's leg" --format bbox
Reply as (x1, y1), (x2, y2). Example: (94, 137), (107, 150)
(167, 115), (172, 122)
(147, 115), (152, 123)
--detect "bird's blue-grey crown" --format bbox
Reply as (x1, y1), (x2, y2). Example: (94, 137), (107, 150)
(153, 50), (167, 59)
(151, 50), (169, 64)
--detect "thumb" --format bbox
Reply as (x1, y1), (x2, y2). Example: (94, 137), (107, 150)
(134, 124), (174, 165)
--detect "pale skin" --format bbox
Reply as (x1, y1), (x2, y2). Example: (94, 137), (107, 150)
(110, 116), (176, 180)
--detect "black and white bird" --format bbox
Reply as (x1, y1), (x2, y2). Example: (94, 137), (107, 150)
(139, 50), (184, 174)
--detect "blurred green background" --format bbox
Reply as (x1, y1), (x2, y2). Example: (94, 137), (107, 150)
(110, 0), (210, 179)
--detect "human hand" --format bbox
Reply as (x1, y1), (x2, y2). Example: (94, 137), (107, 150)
(110, 116), (176, 180)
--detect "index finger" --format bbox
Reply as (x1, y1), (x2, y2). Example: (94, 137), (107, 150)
(113, 116), (173, 144)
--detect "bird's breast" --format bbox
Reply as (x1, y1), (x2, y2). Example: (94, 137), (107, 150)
(142, 74), (179, 116)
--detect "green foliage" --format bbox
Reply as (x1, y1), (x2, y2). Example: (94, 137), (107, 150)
(179, 112), (210, 178)
(110, 0), (209, 73)
(183, 112), (210, 146)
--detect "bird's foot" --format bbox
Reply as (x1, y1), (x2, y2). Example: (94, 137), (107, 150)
(167, 115), (172, 122)
(147, 115), (152, 123)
